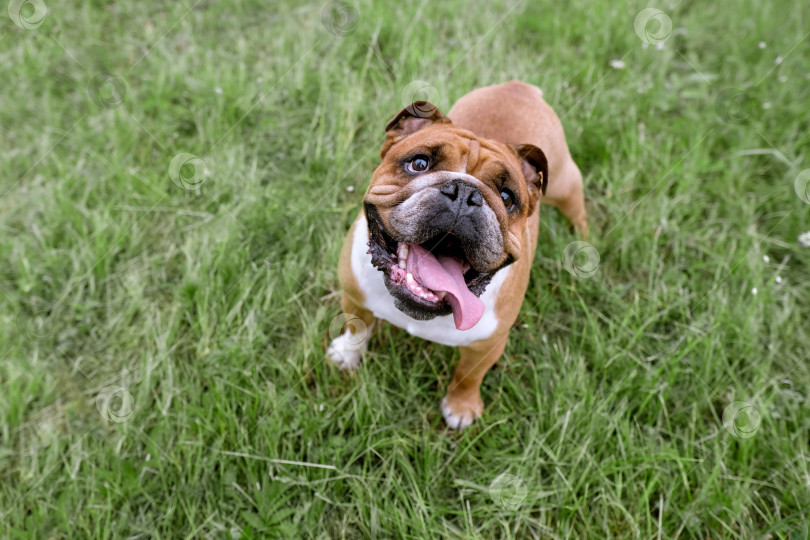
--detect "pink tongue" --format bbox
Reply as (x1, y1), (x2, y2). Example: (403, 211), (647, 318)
(407, 243), (484, 331)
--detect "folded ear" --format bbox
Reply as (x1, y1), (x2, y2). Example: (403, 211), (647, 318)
(380, 102), (451, 158)
(509, 143), (548, 209)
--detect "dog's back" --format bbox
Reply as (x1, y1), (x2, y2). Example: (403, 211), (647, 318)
(449, 81), (586, 233)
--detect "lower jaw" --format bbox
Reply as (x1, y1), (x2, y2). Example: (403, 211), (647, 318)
(383, 272), (452, 317)
(364, 209), (503, 306)
(388, 264), (446, 303)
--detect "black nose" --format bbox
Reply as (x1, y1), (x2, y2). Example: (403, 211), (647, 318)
(439, 180), (483, 209)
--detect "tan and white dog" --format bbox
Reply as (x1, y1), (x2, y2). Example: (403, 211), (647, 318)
(328, 81), (587, 429)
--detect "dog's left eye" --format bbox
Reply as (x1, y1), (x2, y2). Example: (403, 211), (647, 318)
(405, 155), (430, 174)
(500, 188), (515, 210)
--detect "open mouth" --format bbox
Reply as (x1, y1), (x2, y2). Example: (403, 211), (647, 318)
(365, 206), (497, 330)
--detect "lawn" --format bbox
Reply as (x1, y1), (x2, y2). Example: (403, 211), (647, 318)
(1, 0), (809, 537)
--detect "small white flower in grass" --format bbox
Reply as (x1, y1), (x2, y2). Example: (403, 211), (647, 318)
(798, 231), (810, 247)
(775, 276), (783, 284)
(759, 42), (766, 49)
(642, 42), (649, 50)
(751, 287), (758, 295)
(656, 42), (665, 50)
(775, 56), (783, 64)
(215, 87), (223, 95)
(609, 59), (626, 69)
(763, 255), (770, 263)
(762, 102), (772, 109)
(779, 75), (788, 83)
(346, 185), (355, 192)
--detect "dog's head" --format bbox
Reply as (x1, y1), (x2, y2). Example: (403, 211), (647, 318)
(363, 101), (548, 330)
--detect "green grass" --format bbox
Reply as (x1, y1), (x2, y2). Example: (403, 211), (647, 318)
(2, 0), (809, 537)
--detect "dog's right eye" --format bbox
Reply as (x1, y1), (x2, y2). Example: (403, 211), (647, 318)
(500, 188), (516, 210)
(405, 155), (430, 174)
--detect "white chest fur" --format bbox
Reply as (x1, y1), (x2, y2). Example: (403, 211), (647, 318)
(350, 216), (508, 347)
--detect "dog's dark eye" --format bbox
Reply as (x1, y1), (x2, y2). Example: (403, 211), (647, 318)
(405, 155), (430, 174)
(500, 188), (515, 210)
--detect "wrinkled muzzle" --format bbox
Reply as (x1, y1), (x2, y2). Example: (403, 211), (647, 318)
(388, 179), (505, 272)
(364, 176), (509, 330)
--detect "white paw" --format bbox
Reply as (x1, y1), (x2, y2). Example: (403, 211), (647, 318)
(326, 330), (368, 370)
(441, 397), (479, 430)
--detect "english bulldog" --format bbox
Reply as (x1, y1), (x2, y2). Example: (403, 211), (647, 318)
(328, 81), (587, 429)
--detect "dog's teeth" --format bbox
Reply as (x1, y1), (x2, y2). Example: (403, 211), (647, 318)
(397, 244), (409, 268)
(406, 273), (415, 285)
(438, 291), (447, 299)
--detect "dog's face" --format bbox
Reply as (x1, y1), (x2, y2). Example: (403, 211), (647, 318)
(362, 102), (548, 330)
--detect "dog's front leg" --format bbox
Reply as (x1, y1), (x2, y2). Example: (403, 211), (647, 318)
(441, 333), (508, 429)
(326, 292), (375, 370)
